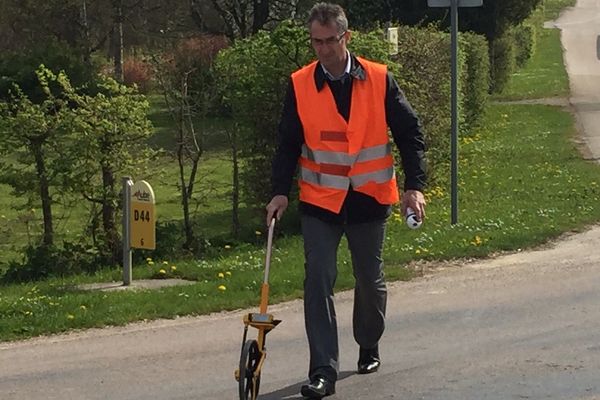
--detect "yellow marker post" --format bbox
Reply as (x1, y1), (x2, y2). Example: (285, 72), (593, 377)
(130, 180), (156, 250)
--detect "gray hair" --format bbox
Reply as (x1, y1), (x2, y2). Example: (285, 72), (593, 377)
(307, 2), (348, 34)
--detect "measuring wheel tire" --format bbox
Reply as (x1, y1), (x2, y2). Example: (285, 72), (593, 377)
(238, 339), (262, 400)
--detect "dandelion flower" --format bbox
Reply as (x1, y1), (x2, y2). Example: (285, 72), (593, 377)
(163, 261), (169, 265)
(226, 271), (232, 277)
(218, 285), (227, 291)
(218, 272), (225, 278)
(67, 314), (75, 320)
(415, 249), (421, 254)
(159, 269), (166, 274)
(148, 261), (155, 266)
(224, 245), (231, 249)
(171, 266), (177, 271)
(255, 230), (262, 236)
(146, 257), (153, 262)
(80, 305), (87, 311)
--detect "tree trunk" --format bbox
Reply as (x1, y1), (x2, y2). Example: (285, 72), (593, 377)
(32, 140), (54, 246)
(252, 0), (269, 34)
(229, 127), (240, 238)
(101, 162), (120, 264)
(178, 147), (195, 250)
(178, 73), (197, 250)
(80, 0), (92, 66)
(111, 0), (124, 82)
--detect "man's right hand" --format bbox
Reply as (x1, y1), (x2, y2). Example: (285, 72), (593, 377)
(265, 195), (289, 226)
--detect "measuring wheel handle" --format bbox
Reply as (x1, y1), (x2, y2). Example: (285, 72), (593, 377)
(234, 218), (279, 400)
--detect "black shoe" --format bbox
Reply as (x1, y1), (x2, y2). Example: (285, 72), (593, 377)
(357, 346), (381, 374)
(300, 376), (336, 399)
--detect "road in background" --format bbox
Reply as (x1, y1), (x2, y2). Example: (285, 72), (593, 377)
(557, 0), (600, 160)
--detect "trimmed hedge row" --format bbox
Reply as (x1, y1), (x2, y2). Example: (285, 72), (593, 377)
(215, 22), (490, 211)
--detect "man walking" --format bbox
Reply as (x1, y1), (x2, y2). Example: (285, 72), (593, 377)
(266, 3), (427, 398)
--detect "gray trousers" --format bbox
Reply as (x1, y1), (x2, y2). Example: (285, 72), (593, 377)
(301, 215), (387, 382)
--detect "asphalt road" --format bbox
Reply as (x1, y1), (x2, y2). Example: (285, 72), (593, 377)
(556, 0), (600, 161)
(2, 2), (600, 399)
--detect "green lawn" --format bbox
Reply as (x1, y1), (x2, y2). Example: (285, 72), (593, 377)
(494, 28), (570, 100)
(543, 0), (577, 20)
(2, 98), (599, 341)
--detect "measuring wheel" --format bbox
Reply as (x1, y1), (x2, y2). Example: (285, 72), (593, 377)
(238, 339), (262, 400)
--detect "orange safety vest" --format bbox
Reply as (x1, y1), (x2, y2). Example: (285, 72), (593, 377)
(291, 57), (399, 213)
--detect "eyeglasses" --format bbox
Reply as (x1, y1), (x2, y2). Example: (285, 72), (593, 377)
(310, 31), (346, 47)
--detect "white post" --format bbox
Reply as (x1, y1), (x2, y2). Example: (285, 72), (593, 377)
(122, 176), (133, 285)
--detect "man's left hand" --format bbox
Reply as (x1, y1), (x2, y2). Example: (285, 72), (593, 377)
(401, 190), (426, 221)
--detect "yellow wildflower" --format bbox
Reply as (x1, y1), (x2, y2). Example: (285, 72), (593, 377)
(159, 269), (166, 274)
(218, 272), (225, 278)
(218, 285), (227, 291)
(226, 271), (232, 277)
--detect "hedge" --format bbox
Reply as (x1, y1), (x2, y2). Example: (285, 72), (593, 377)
(215, 22), (490, 213)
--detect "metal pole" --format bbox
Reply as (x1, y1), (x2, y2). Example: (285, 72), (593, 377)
(122, 176), (133, 285)
(450, 0), (459, 224)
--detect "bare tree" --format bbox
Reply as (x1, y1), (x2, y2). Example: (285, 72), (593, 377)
(151, 35), (227, 250)
(190, 0), (311, 40)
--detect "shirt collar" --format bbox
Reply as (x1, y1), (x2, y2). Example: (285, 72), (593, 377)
(321, 50), (351, 80)
(314, 53), (366, 91)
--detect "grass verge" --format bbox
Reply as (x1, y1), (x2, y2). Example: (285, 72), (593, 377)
(2, 100), (599, 341)
(494, 28), (570, 101)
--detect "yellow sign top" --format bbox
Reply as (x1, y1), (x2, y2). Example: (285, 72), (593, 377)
(131, 180), (155, 204)
(130, 180), (156, 250)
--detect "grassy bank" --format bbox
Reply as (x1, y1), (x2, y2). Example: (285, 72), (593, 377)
(2, 102), (599, 341)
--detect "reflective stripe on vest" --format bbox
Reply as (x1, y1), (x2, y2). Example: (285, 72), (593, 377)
(300, 165), (395, 190)
(350, 167), (395, 188)
(301, 143), (392, 166)
(300, 167), (349, 190)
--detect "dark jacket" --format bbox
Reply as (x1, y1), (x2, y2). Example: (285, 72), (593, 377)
(271, 54), (427, 224)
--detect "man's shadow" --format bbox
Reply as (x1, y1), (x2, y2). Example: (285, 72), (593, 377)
(259, 370), (355, 399)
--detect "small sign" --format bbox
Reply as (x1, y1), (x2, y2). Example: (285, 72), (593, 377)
(130, 180), (156, 249)
(428, 0), (483, 7)
(386, 27), (399, 55)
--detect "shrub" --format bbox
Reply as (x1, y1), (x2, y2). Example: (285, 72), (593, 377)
(1, 242), (107, 283)
(514, 23), (536, 67)
(216, 22), (478, 203)
(0, 39), (97, 103)
(394, 25), (462, 186)
(123, 57), (153, 93)
(461, 32), (490, 131)
(215, 21), (314, 213)
(490, 31), (517, 94)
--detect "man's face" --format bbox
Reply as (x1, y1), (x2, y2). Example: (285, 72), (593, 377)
(309, 21), (349, 71)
